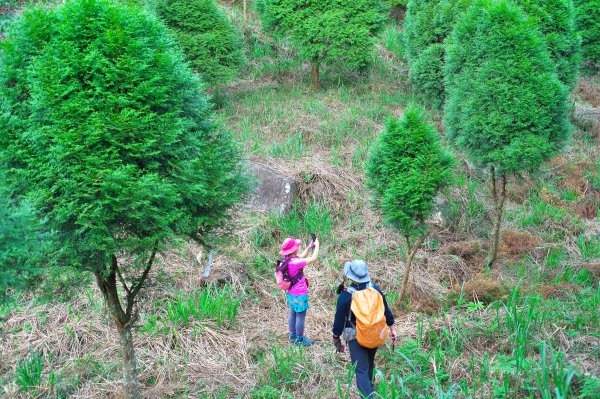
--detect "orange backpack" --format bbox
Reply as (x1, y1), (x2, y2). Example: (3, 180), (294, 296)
(347, 283), (388, 349)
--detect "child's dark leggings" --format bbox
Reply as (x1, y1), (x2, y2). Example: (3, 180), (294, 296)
(288, 309), (307, 337)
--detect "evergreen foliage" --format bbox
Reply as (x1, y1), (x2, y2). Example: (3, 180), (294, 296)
(444, 0), (570, 265)
(408, 43), (445, 109)
(367, 107), (453, 237)
(574, 0), (600, 71)
(404, 0), (580, 108)
(403, 0), (473, 107)
(445, 0), (570, 174)
(151, 0), (244, 85)
(256, 0), (387, 89)
(0, 189), (45, 304)
(367, 106), (453, 300)
(518, 0), (580, 88)
(0, 0), (247, 393)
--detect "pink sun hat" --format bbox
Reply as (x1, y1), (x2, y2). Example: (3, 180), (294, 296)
(280, 237), (302, 256)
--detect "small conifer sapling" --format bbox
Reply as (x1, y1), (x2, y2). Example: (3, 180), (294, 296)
(367, 106), (453, 302)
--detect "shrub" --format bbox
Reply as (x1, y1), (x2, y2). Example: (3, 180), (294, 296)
(151, 0), (245, 85)
(256, 0), (387, 89)
(367, 106), (453, 301)
(444, 0), (571, 266)
(574, 0), (600, 71)
(0, 0), (248, 395)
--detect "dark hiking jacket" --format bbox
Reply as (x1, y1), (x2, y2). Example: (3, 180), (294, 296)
(332, 282), (395, 338)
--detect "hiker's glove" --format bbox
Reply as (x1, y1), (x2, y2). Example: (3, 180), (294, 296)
(333, 337), (345, 353)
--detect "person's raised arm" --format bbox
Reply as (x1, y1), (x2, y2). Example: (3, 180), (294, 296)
(298, 245), (311, 258)
(304, 239), (320, 265)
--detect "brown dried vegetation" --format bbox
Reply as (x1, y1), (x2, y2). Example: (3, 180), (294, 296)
(450, 275), (512, 305)
(499, 229), (543, 258)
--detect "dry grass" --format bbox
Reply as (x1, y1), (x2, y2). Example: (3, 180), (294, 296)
(450, 275), (511, 305)
(499, 230), (543, 258)
(256, 157), (363, 212)
(0, 239), (462, 398)
(534, 282), (582, 300)
(575, 75), (600, 107)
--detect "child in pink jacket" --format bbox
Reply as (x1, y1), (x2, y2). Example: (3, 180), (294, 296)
(279, 236), (320, 346)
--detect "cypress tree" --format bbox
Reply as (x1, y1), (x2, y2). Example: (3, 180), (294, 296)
(444, 0), (570, 266)
(574, 0), (600, 71)
(403, 0), (473, 107)
(367, 106), (453, 301)
(257, 0), (387, 90)
(404, 0), (580, 108)
(151, 0), (245, 86)
(0, 0), (248, 396)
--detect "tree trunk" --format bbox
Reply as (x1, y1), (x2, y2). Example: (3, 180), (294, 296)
(399, 235), (426, 303)
(118, 324), (140, 399)
(487, 169), (507, 268)
(94, 250), (155, 398)
(243, 0), (247, 21)
(310, 60), (320, 91)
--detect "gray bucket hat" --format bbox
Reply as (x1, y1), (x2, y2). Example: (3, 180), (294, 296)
(344, 260), (371, 283)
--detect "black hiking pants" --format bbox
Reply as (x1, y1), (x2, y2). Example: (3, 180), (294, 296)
(348, 339), (377, 398)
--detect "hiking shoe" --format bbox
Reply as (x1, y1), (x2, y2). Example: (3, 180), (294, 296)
(289, 332), (297, 343)
(295, 336), (314, 347)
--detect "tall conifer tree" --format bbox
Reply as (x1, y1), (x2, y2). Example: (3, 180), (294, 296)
(404, 0), (580, 108)
(257, 0), (387, 89)
(444, 0), (571, 266)
(0, 0), (248, 396)
(151, 0), (245, 85)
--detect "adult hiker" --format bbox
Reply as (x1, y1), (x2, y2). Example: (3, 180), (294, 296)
(278, 235), (320, 346)
(332, 260), (396, 398)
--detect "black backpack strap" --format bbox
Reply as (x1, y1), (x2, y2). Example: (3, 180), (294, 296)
(345, 286), (356, 327)
(279, 257), (304, 288)
(288, 267), (304, 288)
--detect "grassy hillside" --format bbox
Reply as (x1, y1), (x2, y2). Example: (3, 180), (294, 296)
(1, 3), (599, 399)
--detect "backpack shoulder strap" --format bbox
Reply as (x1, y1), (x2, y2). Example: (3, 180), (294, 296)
(276, 257), (289, 271)
(345, 287), (356, 323)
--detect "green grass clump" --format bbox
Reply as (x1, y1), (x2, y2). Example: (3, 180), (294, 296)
(250, 201), (334, 250)
(269, 133), (307, 159)
(510, 188), (584, 241)
(251, 385), (293, 399)
(15, 351), (43, 393)
(255, 345), (308, 392)
(163, 283), (243, 328)
(576, 234), (600, 260)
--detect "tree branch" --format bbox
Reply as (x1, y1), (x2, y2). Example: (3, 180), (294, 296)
(113, 255), (131, 296)
(127, 245), (157, 308)
(411, 235), (426, 258)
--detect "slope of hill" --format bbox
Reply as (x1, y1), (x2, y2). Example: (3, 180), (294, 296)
(1, 3), (599, 399)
